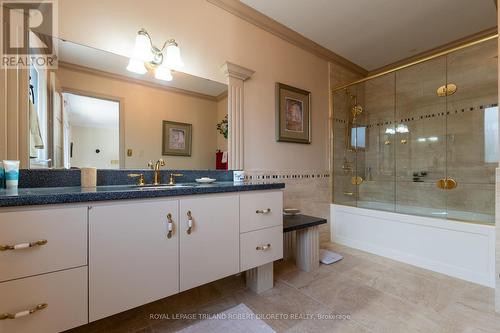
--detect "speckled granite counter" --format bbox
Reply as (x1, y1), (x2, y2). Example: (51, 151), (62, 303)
(0, 182), (285, 207)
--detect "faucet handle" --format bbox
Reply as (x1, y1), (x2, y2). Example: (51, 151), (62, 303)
(168, 173), (183, 185)
(147, 161), (154, 169)
(128, 173), (145, 186)
(158, 159), (165, 167)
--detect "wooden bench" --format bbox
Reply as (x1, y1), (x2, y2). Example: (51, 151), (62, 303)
(283, 214), (327, 272)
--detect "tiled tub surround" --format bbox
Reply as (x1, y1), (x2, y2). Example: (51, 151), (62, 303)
(333, 100), (498, 223)
(245, 170), (331, 243)
(332, 38), (498, 225)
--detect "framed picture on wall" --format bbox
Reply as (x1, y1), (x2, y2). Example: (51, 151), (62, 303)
(276, 83), (311, 144)
(162, 121), (192, 156)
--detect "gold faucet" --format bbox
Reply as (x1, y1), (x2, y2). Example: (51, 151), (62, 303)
(128, 173), (145, 186)
(148, 159), (165, 185)
(168, 173), (183, 185)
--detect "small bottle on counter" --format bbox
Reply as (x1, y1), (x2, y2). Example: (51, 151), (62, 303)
(3, 160), (20, 189)
(0, 161), (4, 189)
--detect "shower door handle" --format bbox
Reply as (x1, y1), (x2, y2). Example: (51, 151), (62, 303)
(436, 178), (458, 190)
(445, 177), (457, 190)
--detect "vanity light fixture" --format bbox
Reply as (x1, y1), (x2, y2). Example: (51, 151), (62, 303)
(126, 28), (184, 81)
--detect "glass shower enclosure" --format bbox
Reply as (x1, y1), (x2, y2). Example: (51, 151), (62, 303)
(332, 37), (498, 225)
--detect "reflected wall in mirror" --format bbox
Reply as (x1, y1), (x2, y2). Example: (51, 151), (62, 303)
(28, 38), (228, 170)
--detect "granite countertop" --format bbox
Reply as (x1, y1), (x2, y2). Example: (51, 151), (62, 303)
(0, 181), (285, 207)
(283, 214), (327, 232)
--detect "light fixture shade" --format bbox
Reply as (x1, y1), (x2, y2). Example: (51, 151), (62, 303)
(133, 33), (154, 62)
(126, 58), (147, 74)
(155, 65), (173, 81)
(165, 44), (184, 70)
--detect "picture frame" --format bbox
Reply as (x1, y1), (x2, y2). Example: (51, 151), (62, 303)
(162, 120), (192, 156)
(276, 83), (311, 144)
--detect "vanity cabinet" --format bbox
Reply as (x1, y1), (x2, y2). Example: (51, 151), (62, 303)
(89, 200), (179, 321)
(0, 206), (88, 333)
(0, 189), (283, 332)
(179, 194), (239, 291)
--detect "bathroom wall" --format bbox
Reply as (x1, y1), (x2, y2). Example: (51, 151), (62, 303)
(53, 0), (364, 242)
(56, 66), (219, 170)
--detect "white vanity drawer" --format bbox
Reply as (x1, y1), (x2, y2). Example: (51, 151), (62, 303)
(0, 267), (88, 333)
(240, 226), (283, 271)
(240, 191), (283, 233)
(0, 207), (87, 282)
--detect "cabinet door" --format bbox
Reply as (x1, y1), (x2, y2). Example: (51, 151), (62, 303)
(89, 200), (179, 321)
(179, 195), (239, 291)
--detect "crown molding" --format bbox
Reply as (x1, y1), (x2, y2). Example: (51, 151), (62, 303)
(368, 27), (498, 76)
(222, 61), (255, 81)
(207, 0), (368, 76)
(58, 61), (221, 102)
(216, 90), (228, 101)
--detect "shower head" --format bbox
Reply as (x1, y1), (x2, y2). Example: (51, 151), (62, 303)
(351, 98), (363, 123)
(352, 104), (363, 118)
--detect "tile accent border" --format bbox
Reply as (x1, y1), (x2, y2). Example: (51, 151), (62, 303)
(244, 170), (330, 181)
(334, 103), (498, 126)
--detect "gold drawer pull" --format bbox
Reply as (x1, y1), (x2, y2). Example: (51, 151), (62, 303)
(0, 303), (48, 320)
(343, 191), (355, 196)
(186, 211), (193, 235)
(0, 240), (48, 251)
(166, 213), (174, 239)
(256, 208), (271, 214)
(256, 244), (271, 251)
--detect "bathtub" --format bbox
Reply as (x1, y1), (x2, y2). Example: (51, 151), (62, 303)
(331, 203), (496, 287)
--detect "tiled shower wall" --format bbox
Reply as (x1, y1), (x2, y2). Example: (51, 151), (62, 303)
(332, 38), (498, 223)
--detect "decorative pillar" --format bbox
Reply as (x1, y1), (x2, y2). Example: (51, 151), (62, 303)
(222, 62), (254, 170)
(246, 262), (273, 294)
(296, 225), (320, 272)
(283, 231), (296, 261)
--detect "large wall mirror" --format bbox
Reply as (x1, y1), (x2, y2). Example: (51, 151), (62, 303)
(28, 38), (229, 170)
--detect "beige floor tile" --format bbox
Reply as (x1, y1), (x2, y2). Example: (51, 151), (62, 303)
(66, 242), (500, 333)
